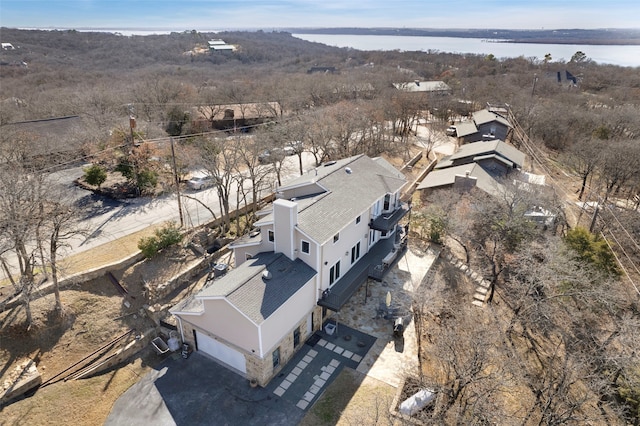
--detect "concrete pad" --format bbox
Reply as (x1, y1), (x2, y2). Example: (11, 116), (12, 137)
(329, 359), (340, 367)
(292, 366), (303, 375)
(333, 346), (344, 355)
(325, 342), (335, 350)
(320, 372), (331, 380)
(274, 386), (286, 396)
(297, 400), (309, 410)
(303, 355), (313, 363)
(297, 360), (308, 369)
(280, 379), (292, 390)
(342, 350), (354, 358)
(308, 349), (318, 357)
(314, 378), (326, 387)
(303, 391), (314, 402)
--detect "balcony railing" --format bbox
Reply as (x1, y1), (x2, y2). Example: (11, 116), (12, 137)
(369, 202), (410, 232)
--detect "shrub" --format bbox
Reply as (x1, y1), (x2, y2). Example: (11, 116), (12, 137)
(83, 164), (107, 188)
(138, 222), (183, 258)
(564, 226), (620, 276)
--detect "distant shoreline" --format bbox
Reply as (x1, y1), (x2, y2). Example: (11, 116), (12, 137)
(287, 28), (640, 46)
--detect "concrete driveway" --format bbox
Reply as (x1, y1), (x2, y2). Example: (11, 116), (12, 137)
(106, 322), (376, 426)
(105, 351), (303, 426)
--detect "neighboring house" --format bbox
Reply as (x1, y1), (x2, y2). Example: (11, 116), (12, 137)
(192, 102), (282, 132)
(393, 80), (452, 95)
(1, 115), (84, 165)
(453, 108), (512, 145)
(171, 154), (410, 386)
(417, 139), (526, 196)
(546, 70), (579, 86)
(208, 39), (235, 51)
(417, 163), (504, 197)
(1, 42), (15, 50)
(434, 139), (525, 172)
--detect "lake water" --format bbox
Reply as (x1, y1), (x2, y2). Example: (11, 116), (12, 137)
(293, 34), (640, 68)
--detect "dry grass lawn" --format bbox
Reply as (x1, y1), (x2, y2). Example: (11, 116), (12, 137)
(300, 368), (397, 426)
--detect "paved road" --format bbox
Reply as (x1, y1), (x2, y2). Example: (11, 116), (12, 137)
(1, 152), (317, 281)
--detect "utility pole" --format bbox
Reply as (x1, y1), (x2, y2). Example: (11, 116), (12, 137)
(589, 201), (600, 233)
(170, 138), (184, 228)
(127, 104), (136, 146)
(531, 74), (538, 97)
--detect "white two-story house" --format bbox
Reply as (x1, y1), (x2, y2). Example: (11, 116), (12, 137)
(170, 154), (409, 386)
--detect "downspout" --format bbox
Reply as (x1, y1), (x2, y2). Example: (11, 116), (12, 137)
(177, 316), (185, 343)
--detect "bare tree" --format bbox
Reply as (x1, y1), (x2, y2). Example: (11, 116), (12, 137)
(564, 138), (602, 201)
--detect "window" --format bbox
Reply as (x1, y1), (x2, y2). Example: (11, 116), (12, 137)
(383, 194), (391, 211)
(329, 260), (341, 285)
(293, 328), (301, 348)
(333, 233), (340, 243)
(356, 215), (361, 224)
(301, 240), (310, 254)
(268, 230), (274, 242)
(351, 242), (361, 264)
(272, 347), (280, 368)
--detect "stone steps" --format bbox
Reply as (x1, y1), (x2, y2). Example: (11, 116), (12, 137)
(443, 249), (488, 308)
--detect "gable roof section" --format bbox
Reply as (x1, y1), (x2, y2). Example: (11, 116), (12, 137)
(472, 109), (511, 128)
(198, 252), (316, 324)
(284, 155), (406, 244)
(454, 120), (478, 138)
(437, 140), (525, 169)
(417, 163), (503, 196)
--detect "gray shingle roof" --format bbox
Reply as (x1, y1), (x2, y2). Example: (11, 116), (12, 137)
(472, 109), (512, 128)
(446, 140), (525, 168)
(282, 155), (406, 244)
(417, 163), (503, 196)
(198, 252), (316, 325)
(454, 109), (511, 138)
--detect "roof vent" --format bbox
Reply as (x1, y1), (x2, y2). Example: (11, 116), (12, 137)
(262, 270), (272, 280)
(345, 167), (352, 174)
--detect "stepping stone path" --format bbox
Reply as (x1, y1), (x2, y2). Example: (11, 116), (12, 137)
(442, 250), (490, 307)
(273, 337), (366, 410)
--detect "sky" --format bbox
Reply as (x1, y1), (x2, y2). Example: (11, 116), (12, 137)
(2, 0), (640, 31)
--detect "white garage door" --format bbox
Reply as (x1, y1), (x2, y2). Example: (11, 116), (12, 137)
(196, 331), (247, 374)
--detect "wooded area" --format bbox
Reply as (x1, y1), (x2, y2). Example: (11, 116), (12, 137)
(1, 28), (639, 424)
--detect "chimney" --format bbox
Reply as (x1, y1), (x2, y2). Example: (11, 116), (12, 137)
(273, 199), (298, 260)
